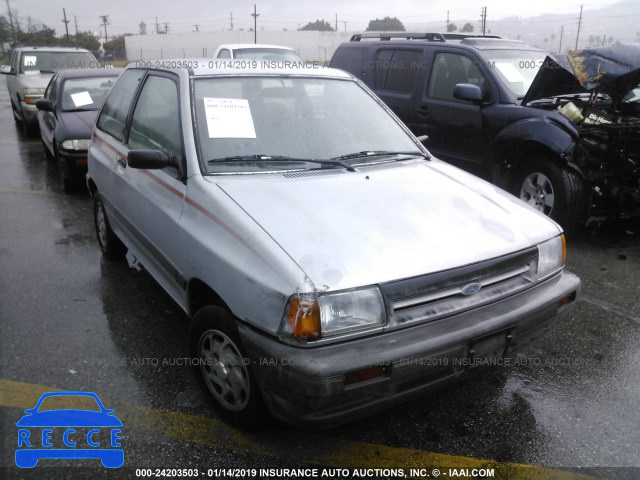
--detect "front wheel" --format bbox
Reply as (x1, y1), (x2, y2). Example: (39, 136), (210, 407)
(511, 155), (583, 234)
(93, 193), (126, 260)
(189, 305), (268, 429)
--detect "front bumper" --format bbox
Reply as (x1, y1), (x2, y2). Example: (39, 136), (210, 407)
(58, 149), (89, 183)
(240, 270), (580, 428)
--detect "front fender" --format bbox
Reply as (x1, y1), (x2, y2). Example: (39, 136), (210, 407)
(492, 115), (578, 159)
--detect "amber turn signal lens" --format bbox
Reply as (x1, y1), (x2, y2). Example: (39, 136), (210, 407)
(561, 234), (567, 266)
(286, 296), (320, 339)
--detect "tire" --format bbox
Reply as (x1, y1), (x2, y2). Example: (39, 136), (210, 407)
(58, 164), (75, 193)
(11, 101), (20, 123)
(511, 154), (584, 234)
(93, 193), (126, 260)
(189, 305), (268, 429)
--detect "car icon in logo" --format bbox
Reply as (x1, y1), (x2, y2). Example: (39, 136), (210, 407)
(15, 391), (123, 468)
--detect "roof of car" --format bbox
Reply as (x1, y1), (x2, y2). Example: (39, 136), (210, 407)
(15, 46), (93, 53)
(217, 43), (295, 51)
(125, 60), (352, 79)
(56, 67), (124, 79)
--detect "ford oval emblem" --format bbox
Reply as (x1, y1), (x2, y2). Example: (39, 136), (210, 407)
(461, 282), (482, 296)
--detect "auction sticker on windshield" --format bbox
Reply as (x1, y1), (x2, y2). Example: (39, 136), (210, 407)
(203, 97), (257, 139)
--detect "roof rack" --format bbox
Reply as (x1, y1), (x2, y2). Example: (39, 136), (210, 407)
(349, 32), (501, 42)
(350, 32), (447, 42)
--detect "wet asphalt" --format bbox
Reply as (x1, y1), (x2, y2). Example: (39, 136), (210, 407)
(0, 74), (639, 480)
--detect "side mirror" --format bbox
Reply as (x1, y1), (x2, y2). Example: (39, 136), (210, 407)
(127, 149), (176, 170)
(36, 99), (53, 111)
(453, 83), (484, 103)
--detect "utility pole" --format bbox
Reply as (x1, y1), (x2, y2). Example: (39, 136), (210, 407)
(343, 21), (347, 32)
(251, 4), (259, 44)
(62, 8), (70, 45)
(99, 15), (109, 43)
(480, 6), (487, 36)
(446, 10), (449, 31)
(559, 25), (564, 53)
(335, 13), (337, 31)
(74, 15), (78, 35)
(163, 22), (170, 34)
(193, 24), (200, 32)
(230, 12), (234, 31)
(5, 0), (16, 45)
(155, 17), (160, 34)
(575, 5), (583, 50)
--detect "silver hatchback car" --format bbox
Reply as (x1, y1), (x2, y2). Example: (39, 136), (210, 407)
(87, 61), (580, 428)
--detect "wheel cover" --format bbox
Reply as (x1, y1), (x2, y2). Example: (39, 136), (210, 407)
(520, 172), (555, 215)
(96, 202), (108, 247)
(198, 329), (250, 411)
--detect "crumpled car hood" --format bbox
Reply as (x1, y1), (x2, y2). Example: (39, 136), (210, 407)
(523, 44), (640, 105)
(215, 160), (561, 291)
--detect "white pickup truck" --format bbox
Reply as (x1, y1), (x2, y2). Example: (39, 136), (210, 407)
(2, 47), (97, 135)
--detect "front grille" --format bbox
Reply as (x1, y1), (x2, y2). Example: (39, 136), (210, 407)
(380, 247), (538, 330)
(283, 170), (345, 178)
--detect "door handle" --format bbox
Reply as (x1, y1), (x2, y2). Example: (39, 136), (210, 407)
(116, 156), (127, 168)
(418, 105), (430, 117)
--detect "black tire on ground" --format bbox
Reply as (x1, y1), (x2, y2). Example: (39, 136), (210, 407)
(189, 305), (268, 429)
(511, 154), (584, 235)
(58, 164), (75, 193)
(12, 101), (21, 123)
(93, 193), (126, 260)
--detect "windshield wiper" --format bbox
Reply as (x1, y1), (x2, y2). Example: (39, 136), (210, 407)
(207, 155), (356, 172)
(332, 150), (431, 161)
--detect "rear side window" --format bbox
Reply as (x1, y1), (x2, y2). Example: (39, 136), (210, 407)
(330, 47), (366, 75)
(128, 75), (183, 158)
(373, 49), (423, 94)
(217, 49), (231, 59)
(97, 69), (145, 141)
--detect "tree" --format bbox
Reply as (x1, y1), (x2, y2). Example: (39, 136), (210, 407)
(0, 15), (13, 44)
(103, 34), (132, 59)
(447, 22), (458, 32)
(16, 24), (57, 46)
(299, 20), (334, 31)
(73, 31), (100, 54)
(139, 21), (147, 35)
(366, 16), (405, 32)
(461, 22), (474, 33)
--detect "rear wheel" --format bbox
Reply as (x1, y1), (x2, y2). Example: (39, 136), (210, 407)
(511, 154), (583, 234)
(93, 193), (126, 260)
(189, 305), (268, 429)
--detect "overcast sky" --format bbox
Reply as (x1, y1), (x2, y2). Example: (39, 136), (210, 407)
(6, 0), (623, 36)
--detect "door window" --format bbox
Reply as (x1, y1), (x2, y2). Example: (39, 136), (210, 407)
(427, 53), (486, 102)
(128, 75), (183, 158)
(97, 69), (145, 141)
(373, 49), (423, 94)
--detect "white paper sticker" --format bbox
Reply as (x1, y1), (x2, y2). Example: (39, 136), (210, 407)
(70, 91), (94, 107)
(495, 62), (526, 83)
(23, 56), (37, 66)
(203, 98), (256, 139)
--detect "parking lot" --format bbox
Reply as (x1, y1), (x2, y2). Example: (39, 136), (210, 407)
(0, 71), (639, 480)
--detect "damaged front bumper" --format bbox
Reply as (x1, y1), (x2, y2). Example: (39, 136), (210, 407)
(240, 270), (580, 428)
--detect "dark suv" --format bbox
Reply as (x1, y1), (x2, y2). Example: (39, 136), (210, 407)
(330, 33), (640, 231)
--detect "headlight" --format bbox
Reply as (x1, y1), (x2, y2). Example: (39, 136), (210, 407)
(62, 139), (91, 151)
(23, 88), (45, 104)
(280, 287), (386, 343)
(536, 234), (566, 278)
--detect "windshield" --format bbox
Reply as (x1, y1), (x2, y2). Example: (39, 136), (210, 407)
(20, 51), (96, 73)
(193, 76), (421, 174)
(61, 76), (118, 111)
(480, 49), (548, 97)
(233, 48), (302, 62)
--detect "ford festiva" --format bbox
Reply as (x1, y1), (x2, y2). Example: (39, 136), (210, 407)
(36, 68), (123, 191)
(330, 34), (640, 231)
(2, 47), (98, 135)
(87, 62), (580, 428)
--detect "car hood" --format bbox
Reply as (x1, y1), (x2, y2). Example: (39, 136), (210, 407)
(16, 410), (122, 427)
(215, 160), (561, 291)
(58, 110), (99, 140)
(522, 44), (640, 105)
(18, 71), (54, 89)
